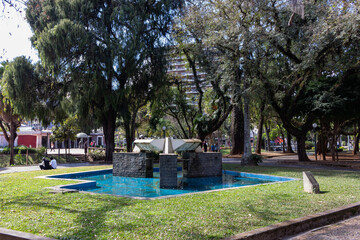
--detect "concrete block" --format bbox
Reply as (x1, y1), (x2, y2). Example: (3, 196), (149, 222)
(113, 152), (153, 178)
(160, 154), (178, 189)
(303, 171), (320, 194)
(182, 152), (222, 178)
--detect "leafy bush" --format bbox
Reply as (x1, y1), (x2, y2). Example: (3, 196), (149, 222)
(250, 154), (263, 165)
(14, 150), (25, 165)
(14, 149), (35, 165)
(336, 146), (345, 152)
(242, 154), (263, 166)
(305, 141), (314, 150)
(36, 147), (47, 161)
(88, 149), (105, 161)
(2, 146), (37, 154)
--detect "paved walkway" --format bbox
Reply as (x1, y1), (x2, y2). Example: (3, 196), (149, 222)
(0, 162), (95, 175)
(224, 155), (360, 171)
(287, 215), (360, 240)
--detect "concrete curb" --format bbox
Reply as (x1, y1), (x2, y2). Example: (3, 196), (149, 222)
(0, 228), (56, 240)
(224, 202), (360, 240)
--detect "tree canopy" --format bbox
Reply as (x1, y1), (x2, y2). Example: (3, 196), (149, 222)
(27, 0), (183, 159)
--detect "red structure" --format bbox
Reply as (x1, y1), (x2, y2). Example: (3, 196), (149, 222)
(17, 135), (37, 148)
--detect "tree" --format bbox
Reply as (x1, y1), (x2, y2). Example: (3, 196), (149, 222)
(254, 102), (265, 154)
(172, 3), (234, 143)
(51, 116), (79, 161)
(0, 57), (41, 165)
(0, 94), (21, 165)
(27, 0), (182, 159)
(248, 0), (360, 161)
(150, 82), (198, 139)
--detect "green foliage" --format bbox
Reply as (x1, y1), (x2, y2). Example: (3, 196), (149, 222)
(51, 116), (79, 143)
(1, 146), (37, 154)
(13, 149), (35, 165)
(337, 147), (345, 152)
(305, 141), (315, 150)
(88, 149), (105, 162)
(14, 149), (25, 165)
(36, 146), (47, 161)
(249, 154), (263, 165)
(148, 86), (198, 139)
(1, 56), (41, 119)
(26, 0), (183, 155)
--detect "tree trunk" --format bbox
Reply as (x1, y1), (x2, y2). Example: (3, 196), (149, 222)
(124, 116), (136, 153)
(285, 131), (294, 153)
(103, 110), (116, 162)
(9, 123), (17, 165)
(9, 134), (14, 166)
(280, 128), (286, 152)
(318, 120), (328, 160)
(230, 102), (244, 155)
(242, 88), (252, 164)
(265, 124), (271, 152)
(255, 104), (265, 154)
(296, 133), (310, 162)
(354, 134), (359, 155)
(330, 134), (336, 161)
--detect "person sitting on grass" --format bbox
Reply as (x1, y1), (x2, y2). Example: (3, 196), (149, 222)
(50, 157), (57, 169)
(39, 157), (52, 170)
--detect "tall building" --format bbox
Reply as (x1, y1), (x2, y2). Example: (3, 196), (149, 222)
(167, 53), (208, 104)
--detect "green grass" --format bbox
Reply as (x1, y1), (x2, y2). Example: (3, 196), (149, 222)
(220, 148), (230, 155)
(1, 165), (360, 239)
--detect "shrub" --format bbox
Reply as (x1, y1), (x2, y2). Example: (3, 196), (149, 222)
(14, 149), (25, 165)
(336, 146), (345, 152)
(35, 147), (47, 161)
(2, 146), (37, 154)
(89, 149), (105, 161)
(14, 149), (35, 165)
(305, 141), (314, 150)
(250, 154), (263, 166)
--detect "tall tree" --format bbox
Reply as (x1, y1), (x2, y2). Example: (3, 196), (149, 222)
(0, 56), (41, 165)
(249, 0), (360, 161)
(27, 0), (182, 159)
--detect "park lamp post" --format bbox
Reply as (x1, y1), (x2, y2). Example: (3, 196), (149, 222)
(312, 123), (318, 161)
(162, 126), (166, 139)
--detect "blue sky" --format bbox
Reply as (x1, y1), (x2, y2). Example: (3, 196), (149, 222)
(0, 6), (39, 62)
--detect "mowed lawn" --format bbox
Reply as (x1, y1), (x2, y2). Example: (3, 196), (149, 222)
(1, 164), (360, 240)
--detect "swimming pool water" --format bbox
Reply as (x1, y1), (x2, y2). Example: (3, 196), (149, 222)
(49, 169), (294, 199)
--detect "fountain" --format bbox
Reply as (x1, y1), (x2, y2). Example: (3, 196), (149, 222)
(112, 137), (222, 189)
(45, 138), (295, 199)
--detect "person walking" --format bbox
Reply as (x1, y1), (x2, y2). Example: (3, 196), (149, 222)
(203, 141), (208, 152)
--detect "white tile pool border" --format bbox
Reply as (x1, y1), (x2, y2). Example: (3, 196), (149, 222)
(38, 168), (299, 200)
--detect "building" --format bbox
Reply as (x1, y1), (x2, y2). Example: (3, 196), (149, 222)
(167, 52), (209, 104)
(0, 126), (51, 148)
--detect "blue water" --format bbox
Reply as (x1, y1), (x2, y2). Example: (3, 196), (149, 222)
(50, 169), (294, 198)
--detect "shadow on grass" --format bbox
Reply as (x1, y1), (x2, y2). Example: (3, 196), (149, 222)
(223, 164), (360, 179)
(1, 191), (136, 239)
(56, 195), (137, 240)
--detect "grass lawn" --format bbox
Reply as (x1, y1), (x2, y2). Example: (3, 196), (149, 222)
(1, 165), (360, 239)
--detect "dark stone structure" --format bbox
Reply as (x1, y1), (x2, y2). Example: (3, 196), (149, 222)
(159, 153), (178, 188)
(182, 152), (222, 178)
(113, 152), (153, 178)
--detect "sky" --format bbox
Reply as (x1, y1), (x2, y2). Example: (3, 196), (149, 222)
(0, 5), (39, 62)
